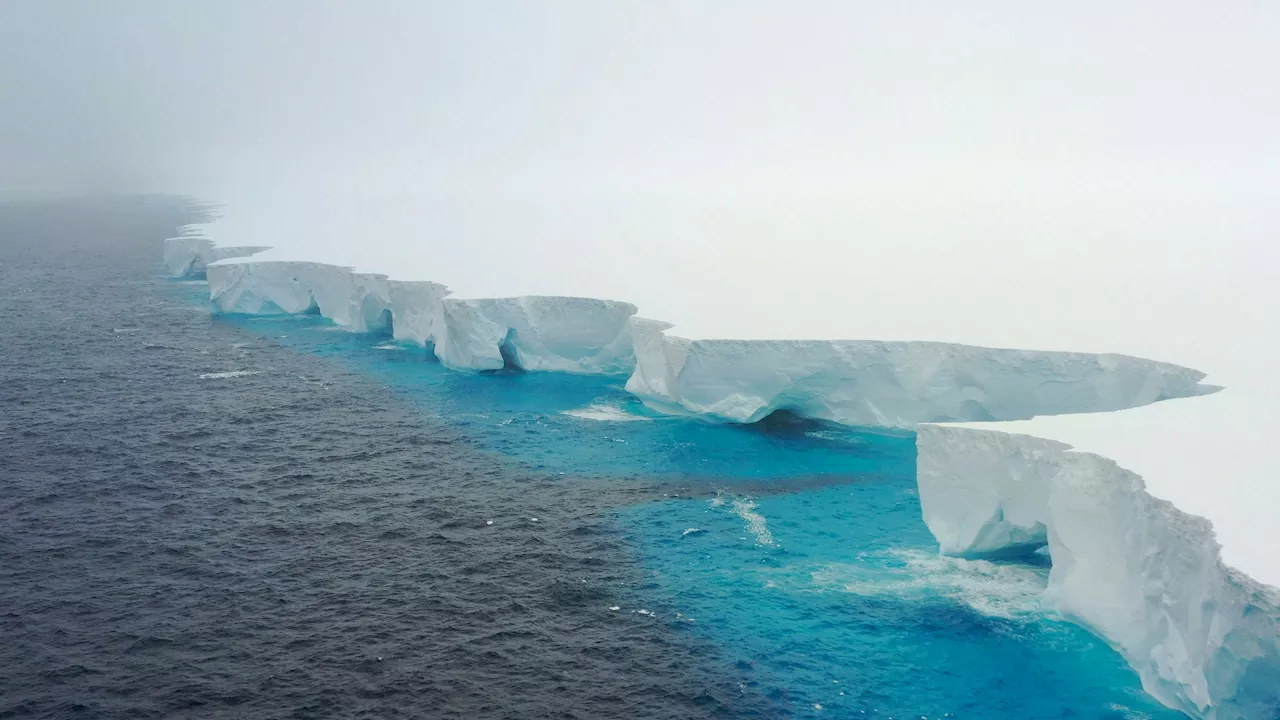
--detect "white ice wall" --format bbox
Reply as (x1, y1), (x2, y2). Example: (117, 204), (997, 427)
(626, 325), (1212, 427)
(162, 233), (267, 278)
(200, 256), (637, 375)
(916, 425), (1280, 720)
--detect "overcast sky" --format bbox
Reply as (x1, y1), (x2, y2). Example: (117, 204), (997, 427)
(2, 0), (1276, 354)
(2, 2), (1275, 195)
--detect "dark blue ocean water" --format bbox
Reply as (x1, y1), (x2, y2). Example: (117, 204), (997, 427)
(0, 197), (1185, 719)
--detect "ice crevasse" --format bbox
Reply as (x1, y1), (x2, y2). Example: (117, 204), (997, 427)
(165, 220), (1278, 720)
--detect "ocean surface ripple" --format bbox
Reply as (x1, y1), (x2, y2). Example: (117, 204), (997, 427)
(0, 198), (767, 719)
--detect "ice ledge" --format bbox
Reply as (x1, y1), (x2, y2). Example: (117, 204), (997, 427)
(917, 424), (1280, 720)
(626, 319), (1216, 427)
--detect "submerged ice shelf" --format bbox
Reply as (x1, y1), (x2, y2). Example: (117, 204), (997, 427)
(165, 217), (1279, 720)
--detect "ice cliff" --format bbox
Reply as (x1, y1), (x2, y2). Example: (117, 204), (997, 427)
(202, 256), (637, 374)
(917, 425), (1280, 720)
(625, 319), (1211, 427)
(163, 233), (268, 279)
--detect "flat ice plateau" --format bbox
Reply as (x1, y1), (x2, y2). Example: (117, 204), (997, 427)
(166, 199), (1279, 720)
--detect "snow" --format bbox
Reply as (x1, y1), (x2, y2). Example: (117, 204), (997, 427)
(916, 421), (1280, 720)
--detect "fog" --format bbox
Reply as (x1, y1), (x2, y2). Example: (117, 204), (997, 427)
(4, 0), (1277, 362)
(4, 2), (1279, 573)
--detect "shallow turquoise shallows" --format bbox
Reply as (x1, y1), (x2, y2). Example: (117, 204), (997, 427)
(197, 298), (1185, 720)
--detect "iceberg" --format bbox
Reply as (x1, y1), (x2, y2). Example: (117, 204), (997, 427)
(626, 320), (1213, 427)
(166, 215), (1278, 720)
(917, 423), (1280, 720)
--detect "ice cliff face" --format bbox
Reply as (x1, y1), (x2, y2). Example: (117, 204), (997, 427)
(917, 425), (1280, 720)
(202, 258), (637, 374)
(626, 321), (1211, 427)
(434, 296), (637, 374)
(163, 234), (269, 278)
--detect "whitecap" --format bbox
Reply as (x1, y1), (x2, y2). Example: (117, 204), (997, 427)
(197, 370), (261, 380)
(730, 498), (775, 547)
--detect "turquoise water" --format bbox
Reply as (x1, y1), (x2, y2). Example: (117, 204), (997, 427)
(192, 296), (1185, 720)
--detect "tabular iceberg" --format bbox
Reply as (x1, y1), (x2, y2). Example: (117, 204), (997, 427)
(166, 222), (1277, 720)
(917, 425), (1280, 720)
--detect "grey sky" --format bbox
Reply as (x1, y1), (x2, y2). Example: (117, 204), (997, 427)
(3, 1), (1276, 199)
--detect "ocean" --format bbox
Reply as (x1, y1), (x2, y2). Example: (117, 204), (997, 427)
(0, 197), (1183, 719)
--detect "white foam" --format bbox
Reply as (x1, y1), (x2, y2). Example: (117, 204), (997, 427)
(730, 498), (776, 548)
(197, 370), (260, 380)
(812, 549), (1049, 621)
(561, 403), (648, 422)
